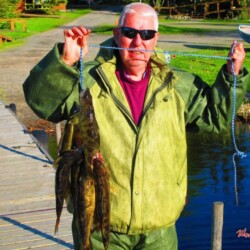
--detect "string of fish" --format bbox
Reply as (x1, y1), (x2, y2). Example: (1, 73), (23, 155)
(79, 44), (247, 205)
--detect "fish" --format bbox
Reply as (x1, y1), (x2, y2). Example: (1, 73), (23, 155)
(77, 162), (96, 250)
(78, 89), (110, 249)
(93, 155), (110, 250)
(54, 150), (83, 235)
(53, 88), (110, 249)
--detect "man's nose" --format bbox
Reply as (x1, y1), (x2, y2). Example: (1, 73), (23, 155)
(132, 33), (143, 45)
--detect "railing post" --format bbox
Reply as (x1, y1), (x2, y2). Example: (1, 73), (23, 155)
(10, 19), (15, 31)
(211, 201), (224, 250)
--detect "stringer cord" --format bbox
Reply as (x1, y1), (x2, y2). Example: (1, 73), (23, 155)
(230, 43), (247, 205)
(88, 44), (231, 60)
(80, 47), (84, 90)
(80, 44), (247, 205)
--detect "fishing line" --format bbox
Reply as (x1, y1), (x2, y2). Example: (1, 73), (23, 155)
(79, 47), (84, 90)
(80, 43), (247, 205)
(230, 42), (247, 205)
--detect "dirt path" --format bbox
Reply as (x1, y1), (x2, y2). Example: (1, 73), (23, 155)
(0, 7), (247, 133)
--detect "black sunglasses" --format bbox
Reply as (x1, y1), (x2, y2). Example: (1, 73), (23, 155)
(120, 27), (157, 41)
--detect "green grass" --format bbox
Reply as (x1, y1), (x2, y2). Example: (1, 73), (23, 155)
(91, 24), (115, 34)
(169, 49), (250, 86)
(0, 9), (91, 50)
(158, 24), (207, 34)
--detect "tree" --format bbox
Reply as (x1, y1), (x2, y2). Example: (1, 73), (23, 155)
(0, 0), (19, 18)
(151, 0), (165, 14)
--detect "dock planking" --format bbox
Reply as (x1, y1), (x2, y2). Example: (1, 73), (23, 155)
(0, 100), (73, 249)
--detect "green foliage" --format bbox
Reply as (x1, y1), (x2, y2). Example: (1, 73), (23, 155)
(49, 0), (68, 5)
(237, 0), (249, 20)
(0, 21), (10, 30)
(0, 0), (18, 18)
(151, 0), (165, 8)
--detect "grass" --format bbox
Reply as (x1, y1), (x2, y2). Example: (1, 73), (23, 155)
(159, 24), (207, 34)
(169, 49), (233, 86)
(0, 9), (91, 50)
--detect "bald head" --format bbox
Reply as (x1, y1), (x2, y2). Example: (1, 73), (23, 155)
(118, 3), (159, 31)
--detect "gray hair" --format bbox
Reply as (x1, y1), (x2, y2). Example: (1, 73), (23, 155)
(118, 3), (159, 31)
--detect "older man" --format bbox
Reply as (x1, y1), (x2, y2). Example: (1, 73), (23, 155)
(23, 3), (249, 249)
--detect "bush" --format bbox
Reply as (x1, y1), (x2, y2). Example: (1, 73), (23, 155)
(0, 0), (19, 18)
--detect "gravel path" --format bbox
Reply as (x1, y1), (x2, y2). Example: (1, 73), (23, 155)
(0, 7), (247, 131)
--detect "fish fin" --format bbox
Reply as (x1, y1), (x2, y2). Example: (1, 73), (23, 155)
(54, 217), (60, 235)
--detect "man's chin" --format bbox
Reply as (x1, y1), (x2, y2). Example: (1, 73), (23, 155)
(126, 59), (147, 67)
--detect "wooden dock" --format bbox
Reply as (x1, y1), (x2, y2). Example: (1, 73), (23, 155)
(0, 100), (73, 249)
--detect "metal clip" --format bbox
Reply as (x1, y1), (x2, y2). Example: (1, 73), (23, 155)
(164, 52), (171, 64)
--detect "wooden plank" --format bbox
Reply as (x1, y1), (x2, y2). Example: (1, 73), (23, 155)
(0, 99), (73, 249)
(0, 209), (73, 249)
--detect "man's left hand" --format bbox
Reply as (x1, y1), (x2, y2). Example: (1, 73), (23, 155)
(227, 41), (246, 75)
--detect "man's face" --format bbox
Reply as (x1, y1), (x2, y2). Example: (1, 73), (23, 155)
(114, 13), (159, 72)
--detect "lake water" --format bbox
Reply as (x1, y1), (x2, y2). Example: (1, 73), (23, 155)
(176, 122), (250, 250)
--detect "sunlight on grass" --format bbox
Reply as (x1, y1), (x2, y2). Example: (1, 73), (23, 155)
(91, 24), (115, 34)
(169, 49), (242, 86)
(158, 24), (207, 34)
(0, 10), (90, 51)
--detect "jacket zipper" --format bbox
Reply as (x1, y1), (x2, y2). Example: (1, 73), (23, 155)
(97, 67), (138, 132)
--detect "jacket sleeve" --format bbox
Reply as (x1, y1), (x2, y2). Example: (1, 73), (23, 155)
(23, 43), (81, 123)
(175, 64), (250, 133)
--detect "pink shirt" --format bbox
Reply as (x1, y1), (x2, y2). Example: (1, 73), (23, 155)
(116, 65), (150, 125)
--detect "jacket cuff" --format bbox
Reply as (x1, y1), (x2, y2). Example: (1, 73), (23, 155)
(222, 64), (246, 84)
(55, 43), (80, 73)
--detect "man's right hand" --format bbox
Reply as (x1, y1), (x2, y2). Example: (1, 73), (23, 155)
(61, 26), (91, 66)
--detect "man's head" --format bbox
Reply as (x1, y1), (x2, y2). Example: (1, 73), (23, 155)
(118, 3), (159, 31)
(113, 3), (159, 76)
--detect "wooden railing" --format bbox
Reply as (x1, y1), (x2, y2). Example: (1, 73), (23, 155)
(155, 0), (246, 19)
(0, 19), (27, 31)
(24, 3), (51, 11)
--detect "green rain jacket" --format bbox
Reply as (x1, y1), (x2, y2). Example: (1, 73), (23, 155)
(23, 39), (249, 234)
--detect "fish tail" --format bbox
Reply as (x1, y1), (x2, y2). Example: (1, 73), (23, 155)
(54, 217), (60, 235)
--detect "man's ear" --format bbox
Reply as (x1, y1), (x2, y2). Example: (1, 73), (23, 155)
(154, 32), (160, 46)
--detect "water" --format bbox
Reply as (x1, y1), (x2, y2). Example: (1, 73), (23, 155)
(176, 122), (250, 250)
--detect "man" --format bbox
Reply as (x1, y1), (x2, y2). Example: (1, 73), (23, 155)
(23, 3), (249, 249)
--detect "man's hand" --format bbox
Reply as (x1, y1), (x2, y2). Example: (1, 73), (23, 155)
(227, 41), (246, 75)
(61, 26), (91, 66)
